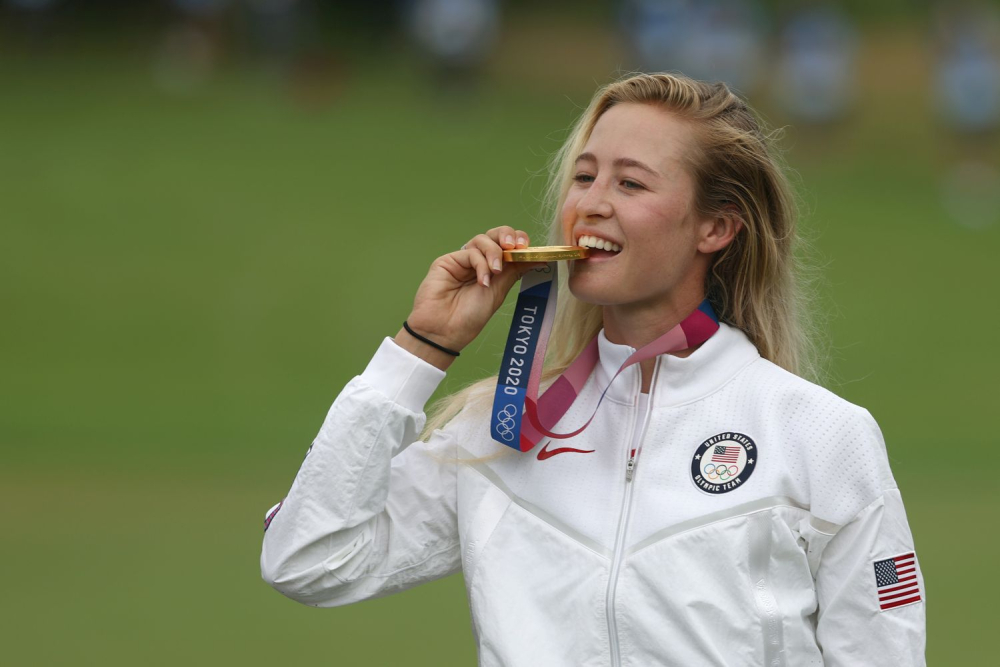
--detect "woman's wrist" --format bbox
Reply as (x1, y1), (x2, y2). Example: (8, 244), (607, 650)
(394, 326), (458, 372)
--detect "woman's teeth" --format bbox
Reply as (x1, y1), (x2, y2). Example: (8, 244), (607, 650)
(577, 235), (622, 252)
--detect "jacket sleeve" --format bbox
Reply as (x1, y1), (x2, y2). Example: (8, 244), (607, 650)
(260, 337), (463, 607)
(808, 410), (926, 666)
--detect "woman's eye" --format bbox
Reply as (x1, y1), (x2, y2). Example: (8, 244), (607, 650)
(621, 179), (644, 190)
(573, 173), (594, 184)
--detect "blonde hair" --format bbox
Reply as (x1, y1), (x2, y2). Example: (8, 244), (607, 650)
(424, 72), (822, 443)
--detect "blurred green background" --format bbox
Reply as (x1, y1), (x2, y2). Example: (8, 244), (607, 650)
(1, 2), (998, 665)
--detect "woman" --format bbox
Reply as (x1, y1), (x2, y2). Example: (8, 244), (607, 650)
(261, 73), (925, 666)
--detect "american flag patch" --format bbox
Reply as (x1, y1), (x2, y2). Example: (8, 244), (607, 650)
(711, 445), (740, 463)
(264, 499), (284, 532)
(873, 552), (922, 611)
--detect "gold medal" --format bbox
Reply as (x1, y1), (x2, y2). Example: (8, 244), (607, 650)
(502, 246), (590, 262)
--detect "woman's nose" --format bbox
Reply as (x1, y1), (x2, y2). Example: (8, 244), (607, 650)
(577, 179), (613, 219)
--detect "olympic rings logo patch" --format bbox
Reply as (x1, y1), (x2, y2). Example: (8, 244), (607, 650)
(495, 403), (518, 442)
(702, 462), (740, 481)
(690, 432), (758, 495)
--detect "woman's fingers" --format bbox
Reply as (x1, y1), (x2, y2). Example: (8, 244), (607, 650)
(452, 246), (493, 287)
(463, 228), (532, 276)
(451, 228), (535, 293)
(487, 226), (529, 249)
(469, 249), (492, 287)
(463, 226), (530, 251)
(467, 233), (505, 274)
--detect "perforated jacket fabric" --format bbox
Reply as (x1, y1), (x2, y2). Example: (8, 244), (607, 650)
(260, 323), (926, 666)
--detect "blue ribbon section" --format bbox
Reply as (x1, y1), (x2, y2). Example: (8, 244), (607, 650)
(491, 267), (554, 449)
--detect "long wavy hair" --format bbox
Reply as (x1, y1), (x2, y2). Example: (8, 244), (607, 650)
(423, 72), (823, 446)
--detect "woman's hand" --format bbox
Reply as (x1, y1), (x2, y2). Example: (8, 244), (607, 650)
(396, 226), (541, 370)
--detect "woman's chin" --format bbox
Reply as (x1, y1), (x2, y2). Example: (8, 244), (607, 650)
(567, 275), (622, 307)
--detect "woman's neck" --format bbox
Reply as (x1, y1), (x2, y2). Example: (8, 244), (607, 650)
(602, 292), (705, 393)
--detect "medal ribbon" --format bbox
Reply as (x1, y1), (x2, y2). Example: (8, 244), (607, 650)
(491, 264), (559, 450)
(491, 263), (720, 451)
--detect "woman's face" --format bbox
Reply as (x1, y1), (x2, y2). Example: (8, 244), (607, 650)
(561, 102), (714, 311)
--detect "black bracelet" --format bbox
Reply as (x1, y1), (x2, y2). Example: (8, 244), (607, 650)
(403, 321), (461, 357)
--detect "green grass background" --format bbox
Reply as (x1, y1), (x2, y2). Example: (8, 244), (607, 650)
(1, 29), (997, 665)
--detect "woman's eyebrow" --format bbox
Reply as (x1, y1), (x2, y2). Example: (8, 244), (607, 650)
(575, 152), (660, 177)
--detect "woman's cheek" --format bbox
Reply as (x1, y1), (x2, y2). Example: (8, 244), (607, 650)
(559, 220), (572, 245)
(560, 195), (579, 243)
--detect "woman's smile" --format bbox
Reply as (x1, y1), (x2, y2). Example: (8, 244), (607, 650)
(575, 232), (623, 263)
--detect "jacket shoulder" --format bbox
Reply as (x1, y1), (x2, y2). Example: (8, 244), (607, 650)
(739, 356), (864, 416)
(738, 358), (897, 526)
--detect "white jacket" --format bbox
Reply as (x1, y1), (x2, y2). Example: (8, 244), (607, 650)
(260, 323), (926, 666)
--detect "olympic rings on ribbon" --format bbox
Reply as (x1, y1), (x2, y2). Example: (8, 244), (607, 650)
(495, 404), (518, 442)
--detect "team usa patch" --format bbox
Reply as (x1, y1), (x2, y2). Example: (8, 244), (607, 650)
(690, 432), (758, 494)
(873, 552), (922, 611)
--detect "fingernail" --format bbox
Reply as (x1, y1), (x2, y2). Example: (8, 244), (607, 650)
(504, 235), (514, 246)
(483, 274), (490, 287)
(492, 258), (501, 271)
(517, 237), (527, 247)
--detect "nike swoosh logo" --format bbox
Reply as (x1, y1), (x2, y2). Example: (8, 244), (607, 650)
(537, 443), (596, 461)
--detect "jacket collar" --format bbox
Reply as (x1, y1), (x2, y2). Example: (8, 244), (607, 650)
(595, 322), (760, 407)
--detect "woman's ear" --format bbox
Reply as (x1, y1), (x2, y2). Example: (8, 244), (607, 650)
(697, 205), (743, 254)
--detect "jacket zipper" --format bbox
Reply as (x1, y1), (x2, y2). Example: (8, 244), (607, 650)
(605, 359), (658, 667)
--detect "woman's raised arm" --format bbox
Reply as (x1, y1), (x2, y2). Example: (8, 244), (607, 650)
(259, 227), (535, 606)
